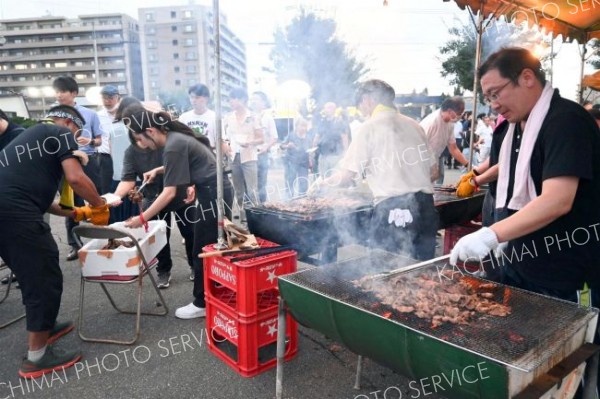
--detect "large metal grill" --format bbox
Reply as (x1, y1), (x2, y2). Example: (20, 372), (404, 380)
(280, 252), (598, 372)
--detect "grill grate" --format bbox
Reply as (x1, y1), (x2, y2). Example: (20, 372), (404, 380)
(281, 252), (598, 372)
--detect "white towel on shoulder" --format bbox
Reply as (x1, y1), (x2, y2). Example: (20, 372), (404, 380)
(495, 83), (554, 210)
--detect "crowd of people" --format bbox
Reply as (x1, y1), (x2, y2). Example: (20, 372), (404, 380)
(2, 47), (600, 398)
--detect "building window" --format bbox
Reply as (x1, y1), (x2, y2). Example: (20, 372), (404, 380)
(172, 39), (178, 46)
(183, 10), (193, 19)
(74, 61), (84, 67)
(184, 38), (194, 46)
(150, 67), (158, 75)
(175, 79), (181, 86)
(185, 51), (197, 60)
(14, 64), (27, 70)
(186, 65), (196, 73)
(149, 54), (158, 62)
(188, 78), (196, 86)
(75, 74), (87, 80)
(145, 13), (154, 22)
(183, 24), (194, 33)
(150, 81), (158, 88)
(148, 40), (156, 48)
(55, 62), (67, 68)
(171, 25), (177, 32)
(174, 66), (180, 73)
(146, 27), (155, 35)
(171, 11), (176, 18)
(173, 53), (179, 59)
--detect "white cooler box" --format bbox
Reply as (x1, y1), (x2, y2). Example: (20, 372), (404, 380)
(78, 220), (168, 277)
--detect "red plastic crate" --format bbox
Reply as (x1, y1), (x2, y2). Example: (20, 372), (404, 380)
(443, 221), (483, 273)
(207, 283), (280, 316)
(443, 221), (481, 255)
(206, 296), (298, 378)
(203, 238), (297, 317)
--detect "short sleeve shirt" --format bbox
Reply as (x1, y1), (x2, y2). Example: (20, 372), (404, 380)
(420, 109), (455, 159)
(0, 123), (78, 220)
(178, 109), (217, 147)
(500, 91), (600, 290)
(163, 132), (217, 188)
(339, 109), (434, 203)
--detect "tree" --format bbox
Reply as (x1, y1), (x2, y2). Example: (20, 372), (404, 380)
(439, 19), (551, 94)
(157, 89), (190, 117)
(270, 9), (369, 107)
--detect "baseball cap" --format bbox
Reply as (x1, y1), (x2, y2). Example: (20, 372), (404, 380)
(100, 85), (119, 96)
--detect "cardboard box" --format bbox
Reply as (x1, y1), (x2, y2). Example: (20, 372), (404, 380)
(78, 221), (167, 277)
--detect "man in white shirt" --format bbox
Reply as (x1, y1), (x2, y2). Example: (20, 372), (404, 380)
(178, 84), (216, 147)
(250, 91), (278, 202)
(96, 85), (119, 194)
(310, 80), (438, 260)
(475, 114), (494, 164)
(420, 97), (469, 184)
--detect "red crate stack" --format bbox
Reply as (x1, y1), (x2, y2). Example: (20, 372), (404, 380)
(203, 238), (298, 378)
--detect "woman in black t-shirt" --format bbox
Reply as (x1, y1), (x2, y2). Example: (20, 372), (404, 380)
(122, 109), (233, 320)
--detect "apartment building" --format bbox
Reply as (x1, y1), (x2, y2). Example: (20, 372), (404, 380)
(0, 14), (143, 119)
(139, 5), (246, 105)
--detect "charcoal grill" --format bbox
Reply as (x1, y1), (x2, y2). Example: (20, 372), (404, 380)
(275, 252), (599, 399)
(248, 188), (485, 263)
(246, 194), (373, 264)
(434, 186), (486, 229)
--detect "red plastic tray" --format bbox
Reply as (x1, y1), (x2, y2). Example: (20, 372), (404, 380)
(206, 296), (298, 378)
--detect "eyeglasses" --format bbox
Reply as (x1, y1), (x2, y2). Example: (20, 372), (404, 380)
(483, 81), (512, 105)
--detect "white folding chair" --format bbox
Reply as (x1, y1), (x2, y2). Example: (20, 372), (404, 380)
(73, 225), (168, 345)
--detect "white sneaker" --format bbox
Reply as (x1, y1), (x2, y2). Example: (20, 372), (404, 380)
(175, 303), (206, 319)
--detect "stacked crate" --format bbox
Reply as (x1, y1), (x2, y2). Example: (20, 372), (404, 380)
(203, 238), (298, 377)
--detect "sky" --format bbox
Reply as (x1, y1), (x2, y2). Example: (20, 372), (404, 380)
(0, 0), (592, 102)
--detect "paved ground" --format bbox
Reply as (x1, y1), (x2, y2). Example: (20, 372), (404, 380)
(0, 165), (463, 399)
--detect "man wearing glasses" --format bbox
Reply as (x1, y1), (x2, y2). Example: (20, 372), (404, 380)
(451, 47), (600, 309)
(450, 46), (600, 396)
(420, 97), (469, 184)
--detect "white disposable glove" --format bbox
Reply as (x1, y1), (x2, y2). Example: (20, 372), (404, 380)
(449, 227), (500, 265)
(306, 177), (324, 197)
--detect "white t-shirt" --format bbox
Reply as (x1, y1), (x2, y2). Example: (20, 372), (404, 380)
(419, 109), (455, 159)
(178, 109), (216, 147)
(257, 109), (278, 152)
(454, 121), (463, 140)
(339, 109), (434, 203)
(223, 109), (262, 163)
(97, 108), (113, 155)
(476, 123), (493, 163)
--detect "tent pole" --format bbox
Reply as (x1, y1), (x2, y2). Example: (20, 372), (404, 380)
(468, 6), (484, 171)
(579, 43), (587, 104)
(213, 0), (227, 249)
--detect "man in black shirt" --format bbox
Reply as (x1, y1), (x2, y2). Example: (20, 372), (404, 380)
(450, 49), (600, 395)
(452, 47), (600, 297)
(0, 109), (24, 151)
(0, 105), (109, 378)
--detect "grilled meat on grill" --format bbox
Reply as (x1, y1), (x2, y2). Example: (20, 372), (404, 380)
(262, 197), (365, 214)
(353, 272), (511, 328)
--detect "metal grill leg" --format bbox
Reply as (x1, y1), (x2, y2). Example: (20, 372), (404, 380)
(354, 355), (363, 390)
(275, 298), (287, 399)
